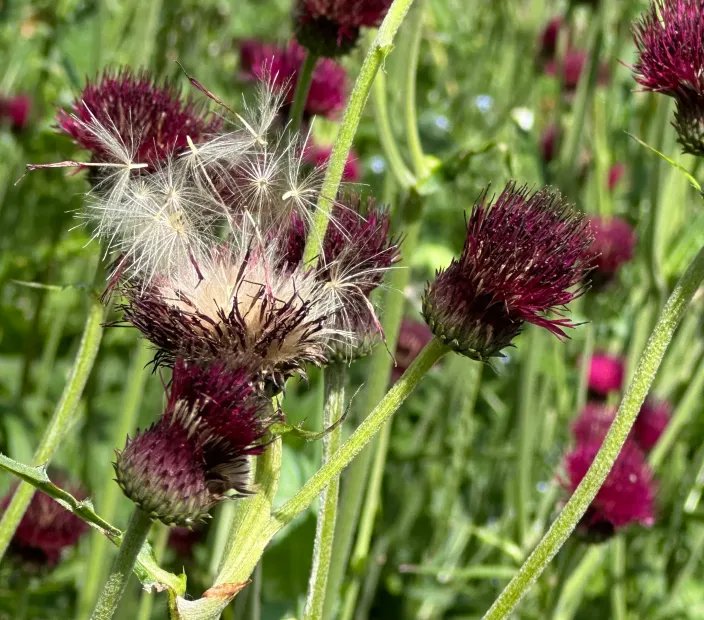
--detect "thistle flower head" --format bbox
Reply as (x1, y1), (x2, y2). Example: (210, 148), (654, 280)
(545, 51), (610, 91)
(392, 319), (434, 382)
(540, 124), (560, 163)
(120, 241), (340, 388)
(634, 397), (671, 451)
(571, 402), (618, 445)
(565, 440), (656, 539)
(422, 182), (593, 361)
(539, 17), (563, 61)
(673, 92), (704, 156)
(587, 352), (626, 397)
(303, 144), (361, 182)
(1, 93), (31, 131)
(586, 216), (636, 284)
(295, 0), (393, 57)
(3, 478), (89, 568)
(57, 68), (220, 167)
(114, 360), (275, 526)
(239, 40), (346, 120)
(608, 163), (626, 191)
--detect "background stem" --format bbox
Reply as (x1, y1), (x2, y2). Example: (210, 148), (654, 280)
(482, 244), (704, 620)
(289, 51), (317, 136)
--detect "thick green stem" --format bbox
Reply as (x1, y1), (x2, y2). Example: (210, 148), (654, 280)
(289, 51), (318, 136)
(91, 508), (153, 620)
(274, 337), (448, 527)
(136, 524), (169, 620)
(303, 365), (347, 620)
(302, 0), (416, 264)
(0, 299), (104, 561)
(483, 244), (704, 620)
(79, 338), (153, 619)
(323, 221), (421, 619)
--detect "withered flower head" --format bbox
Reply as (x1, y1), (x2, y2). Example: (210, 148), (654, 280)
(586, 352), (626, 397)
(57, 68), (219, 167)
(422, 182), (593, 361)
(586, 216), (636, 286)
(295, 0), (393, 57)
(120, 242), (340, 388)
(114, 360), (276, 526)
(565, 440), (655, 542)
(239, 40), (346, 120)
(2, 478), (89, 568)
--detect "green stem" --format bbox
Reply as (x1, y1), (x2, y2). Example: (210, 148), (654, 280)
(516, 328), (540, 548)
(289, 50), (318, 136)
(610, 536), (627, 620)
(0, 299), (104, 562)
(373, 69), (416, 188)
(322, 221), (421, 620)
(483, 244), (704, 620)
(302, 0), (416, 264)
(404, 0), (428, 179)
(136, 523), (169, 620)
(274, 337), (448, 527)
(91, 508), (154, 620)
(79, 338), (153, 619)
(303, 365), (346, 620)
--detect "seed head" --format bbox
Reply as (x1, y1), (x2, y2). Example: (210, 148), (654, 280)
(565, 440), (655, 540)
(239, 40), (346, 120)
(2, 477), (89, 568)
(114, 360), (276, 526)
(587, 352), (625, 397)
(586, 216), (636, 285)
(295, 0), (393, 57)
(57, 68), (219, 167)
(422, 182), (593, 361)
(634, 398), (671, 451)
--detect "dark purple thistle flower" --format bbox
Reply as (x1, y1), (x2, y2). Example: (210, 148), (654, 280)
(565, 440), (655, 540)
(392, 319), (434, 383)
(539, 17), (563, 61)
(586, 216), (636, 284)
(57, 68), (220, 167)
(168, 526), (206, 558)
(303, 144), (361, 182)
(422, 182), (593, 361)
(295, 0), (393, 57)
(540, 124), (560, 163)
(571, 402), (618, 445)
(118, 245), (333, 389)
(545, 50), (610, 92)
(634, 397), (671, 452)
(2, 479), (89, 568)
(0, 94), (31, 131)
(114, 360), (276, 526)
(239, 40), (346, 120)
(587, 352), (626, 397)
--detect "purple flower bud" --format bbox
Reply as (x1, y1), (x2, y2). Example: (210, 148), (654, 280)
(239, 40), (346, 120)
(586, 216), (636, 284)
(422, 182), (593, 360)
(539, 17), (563, 61)
(545, 50), (610, 92)
(587, 352), (626, 397)
(565, 440), (656, 540)
(392, 319), (434, 383)
(294, 0), (393, 57)
(2, 477), (89, 569)
(114, 360), (276, 526)
(57, 68), (219, 167)
(0, 94), (31, 131)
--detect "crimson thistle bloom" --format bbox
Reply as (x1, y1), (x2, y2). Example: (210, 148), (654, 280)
(239, 40), (346, 120)
(303, 144), (361, 182)
(586, 215), (636, 285)
(422, 182), (593, 361)
(565, 440), (655, 542)
(294, 0), (393, 57)
(392, 319), (434, 382)
(2, 479), (89, 568)
(587, 352), (626, 397)
(545, 50), (610, 92)
(634, 397), (671, 451)
(0, 94), (31, 131)
(57, 68), (219, 167)
(114, 360), (277, 526)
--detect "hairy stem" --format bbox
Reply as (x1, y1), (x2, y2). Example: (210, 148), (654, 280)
(0, 299), (104, 561)
(303, 365), (347, 620)
(289, 50), (318, 136)
(136, 523), (169, 620)
(91, 508), (153, 620)
(482, 244), (704, 620)
(302, 0), (416, 264)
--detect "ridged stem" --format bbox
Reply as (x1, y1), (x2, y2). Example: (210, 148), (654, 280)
(302, 0), (416, 264)
(483, 244), (704, 620)
(91, 507), (154, 620)
(0, 298), (104, 561)
(303, 365), (347, 620)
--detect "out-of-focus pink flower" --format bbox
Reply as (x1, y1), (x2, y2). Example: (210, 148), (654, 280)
(540, 124), (560, 163)
(608, 163), (626, 191)
(545, 50), (610, 91)
(239, 40), (346, 120)
(0, 94), (31, 130)
(303, 144), (361, 182)
(587, 353), (625, 397)
(571, 402), (617, 445)
(539, 17), (563, 60)
(392, 319), (434, 382)
(586, 216), (637, 281)
(634, 397), (671, 452)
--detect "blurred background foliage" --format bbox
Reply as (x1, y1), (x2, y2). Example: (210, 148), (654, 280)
(1, 0), (704, 618)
